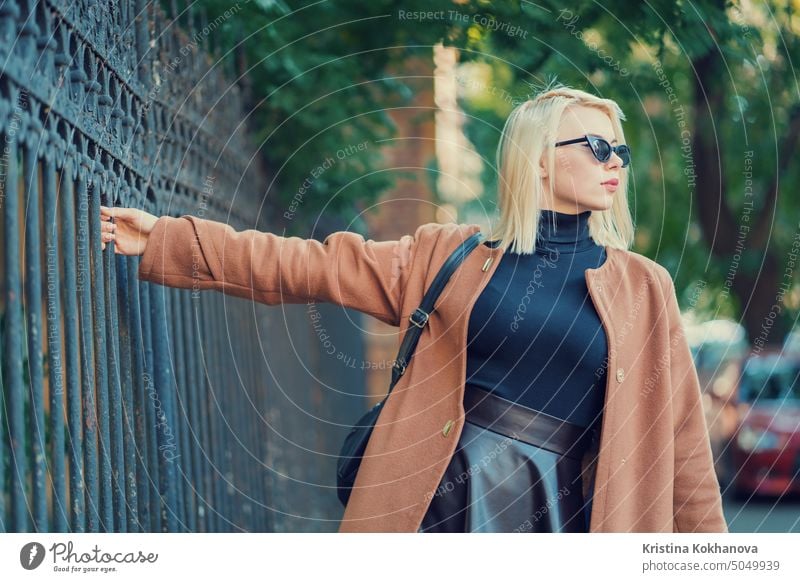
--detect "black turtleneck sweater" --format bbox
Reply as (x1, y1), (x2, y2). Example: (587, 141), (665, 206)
(465, 209), (608, 428)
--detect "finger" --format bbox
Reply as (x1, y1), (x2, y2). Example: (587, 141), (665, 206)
(100, 206), (137, 220)
(101, 221), (116, 233)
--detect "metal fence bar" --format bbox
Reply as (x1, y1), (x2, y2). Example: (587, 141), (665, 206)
(214, 295), (233, 532)
(59, 166), (85, 533)
(219, 303), (236, 530)
(247, 310), (259, 531)
(242, 327), (255, 531)
(203, 291), (224, 532)
(238, 317), (251, 530)
(149, 284), (178, 532)
(104, 214), (127, 532)
(246, 333), (265, 533)
(75, 175), (99, 533)
(243, 312), (254, 531)
(195, 291), (215, 532)
(172, 289), (187, 533)
(23, 144), (47, 532)
(0, 293), (4, 533)
(173, 288), (197, 532)
(181, 289), (204, 532)
(43, 156), (68, 532)
(164, 287), (185, 531)
(241, 310), (259, 531)
(232, 304), (245, 530)
(228, 306), (243, 530)
(1, 0), (355, 533)
(248, 326), (267, 533)
(125, 256), (149, 532)
(2, 129), (28, 533)
(89, 184), (113, 532)
(0, 203), (4, 533)
(251, 331), (270, 533)
(165, 288), (178, 528)
(115, 256), (140, 531)
(203, 291), (221, 531)
(138, 281), (161, 533)
(166, 289), (190, 532)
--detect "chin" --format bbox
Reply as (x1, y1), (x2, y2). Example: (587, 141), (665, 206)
(579, 198), (613, 212)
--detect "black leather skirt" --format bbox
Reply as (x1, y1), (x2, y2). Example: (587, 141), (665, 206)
(419, 384), (600, 533)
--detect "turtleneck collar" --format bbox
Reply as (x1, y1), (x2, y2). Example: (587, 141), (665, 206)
(535, 208), (595, 253)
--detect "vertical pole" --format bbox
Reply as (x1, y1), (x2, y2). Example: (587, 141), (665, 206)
(126, 256), (149, 532)
(23, 145), (47, 532)
(2, 130), (29, 532)
(76, 175), (99, 532)
(139, 282), (161, 532)
(115, 256), (140, 532)
(149, 284), (178, 532)
(58, 166), (84, 532)
(104, 242), (127, 532)
(42, 157), (67, 532)
(89, 181), (113, 531)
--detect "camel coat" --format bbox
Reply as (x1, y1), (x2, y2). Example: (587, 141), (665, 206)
(137, 215), (728, 533)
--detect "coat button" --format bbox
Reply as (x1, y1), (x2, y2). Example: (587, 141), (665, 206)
(442, 419), (455, 437)
(616, 368), (625, 382)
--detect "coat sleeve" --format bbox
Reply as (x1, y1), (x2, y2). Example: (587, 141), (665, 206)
(659, 270), (728, 533)
(137, 215), (418, 327)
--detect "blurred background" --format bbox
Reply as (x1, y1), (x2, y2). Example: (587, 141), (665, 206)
(211, 0), (800, 532)
(212, 0), (800, 531)
(1, 0), (799, 532)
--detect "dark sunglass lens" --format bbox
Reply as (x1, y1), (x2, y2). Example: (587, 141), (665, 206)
(616, 145), (631, 167)
(592, 138), (612, 162)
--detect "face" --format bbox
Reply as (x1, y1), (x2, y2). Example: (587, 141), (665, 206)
(540, 105), (624, 214)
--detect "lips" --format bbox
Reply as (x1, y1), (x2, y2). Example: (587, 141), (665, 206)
(602, 178), (619, 186)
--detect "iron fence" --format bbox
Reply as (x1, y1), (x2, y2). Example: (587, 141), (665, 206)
(0, 0), (363, 533)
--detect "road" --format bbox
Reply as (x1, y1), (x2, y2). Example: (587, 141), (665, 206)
(723, 496), (800, 532)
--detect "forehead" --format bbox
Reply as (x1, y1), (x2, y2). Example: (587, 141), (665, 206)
(557, 105), (615, 141)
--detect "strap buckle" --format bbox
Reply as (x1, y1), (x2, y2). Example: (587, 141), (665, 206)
(392, 359), (407, 376)
(409, 308), (429, 328)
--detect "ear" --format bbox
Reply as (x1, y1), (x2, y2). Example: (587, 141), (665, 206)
(539, 154), (548, 179)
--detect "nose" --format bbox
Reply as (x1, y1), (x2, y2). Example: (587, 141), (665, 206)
(606, 150), (623, 170)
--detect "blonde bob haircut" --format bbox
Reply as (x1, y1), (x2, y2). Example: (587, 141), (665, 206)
(485, 84), (634, 255)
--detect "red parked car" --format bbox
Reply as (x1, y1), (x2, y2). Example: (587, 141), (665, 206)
(730, 351), (800, 499)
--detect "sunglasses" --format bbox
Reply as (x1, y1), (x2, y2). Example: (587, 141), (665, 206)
(554, 134), (631, 168)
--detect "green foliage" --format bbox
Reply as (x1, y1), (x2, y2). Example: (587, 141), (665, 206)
(185, 0), (470, 235)
(188, 0), (799, 333)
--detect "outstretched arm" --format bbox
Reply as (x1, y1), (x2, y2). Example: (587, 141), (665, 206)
(102, 207), (418, 327)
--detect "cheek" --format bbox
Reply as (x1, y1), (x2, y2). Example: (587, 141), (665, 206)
(554, 155), (598, 192)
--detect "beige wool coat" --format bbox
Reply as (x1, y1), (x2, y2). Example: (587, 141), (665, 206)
(137, 215), (729, 533)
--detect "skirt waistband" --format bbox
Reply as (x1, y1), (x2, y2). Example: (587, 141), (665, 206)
(463, 384), (598, 461)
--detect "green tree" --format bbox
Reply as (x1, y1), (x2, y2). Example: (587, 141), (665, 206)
(187, 0), (798, 346)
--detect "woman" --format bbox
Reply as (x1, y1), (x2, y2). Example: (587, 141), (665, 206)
(100, 85), (728, 533)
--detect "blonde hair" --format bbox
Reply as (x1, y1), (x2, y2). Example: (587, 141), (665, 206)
(485, 83), (634, 254)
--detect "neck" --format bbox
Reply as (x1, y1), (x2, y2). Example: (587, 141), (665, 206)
(536, 208), (594, 253)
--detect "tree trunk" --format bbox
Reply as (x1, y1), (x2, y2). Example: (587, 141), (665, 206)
(691, 51), (786, 347)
